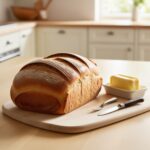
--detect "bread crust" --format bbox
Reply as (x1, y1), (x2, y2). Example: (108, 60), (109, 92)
(10, 53), (102, 114)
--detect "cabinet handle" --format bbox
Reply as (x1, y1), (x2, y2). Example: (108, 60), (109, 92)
(58, 30), (66, 34)
(22, 34), (27, 38)
(127, 48), (132, 52)
(107, 31), (114, 36)
(6, 41), (11, 45)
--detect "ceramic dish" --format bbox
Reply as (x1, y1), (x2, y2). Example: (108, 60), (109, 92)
(103, 84), (147, 99)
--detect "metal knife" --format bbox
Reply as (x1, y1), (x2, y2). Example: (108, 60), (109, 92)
(90, 97), (118, 113)
(98, 98), (144, 116)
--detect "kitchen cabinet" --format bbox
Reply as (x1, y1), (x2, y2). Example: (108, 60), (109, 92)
(37, 27), (87, 57)
(89, 28), (135, 60)
(138, 46), (150, 61)
(36, 26), (150, 61)
(1, 23), (150, 61)
(0, 32), (20, 62)
(138, 29), (150, 44)
(20, 28), (35, 57)
(137, 29), (150, 61)
(89, 44), (134, 60)
(0, 27), (35, 62)
(0, 32), (20, 53)
(89, 28), (134, 43)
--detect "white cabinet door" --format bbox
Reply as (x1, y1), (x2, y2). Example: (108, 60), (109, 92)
(138, 29), (150, 44)
(20, 28), (35, 57)
(0, 32), (20, 54)
(138, 45), (150, 61)
(0, 32), (20, 62)
(137, 30), (150, 61)
(89, 44), (134, 60)
(37, 27), (87, 57)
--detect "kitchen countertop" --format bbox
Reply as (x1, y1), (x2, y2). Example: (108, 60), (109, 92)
(0, 22), (36, 36)
(1, 20), (150, 36)
(36, 20), (150, 28)
(1, 56), (150, 150)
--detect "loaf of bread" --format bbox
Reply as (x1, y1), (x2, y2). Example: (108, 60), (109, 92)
(10, 53), (102, 114)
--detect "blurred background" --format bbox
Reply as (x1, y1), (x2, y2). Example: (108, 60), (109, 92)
(1, 0), (150, 22)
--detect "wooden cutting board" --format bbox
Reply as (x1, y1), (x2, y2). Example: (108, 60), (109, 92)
(2, 92), (150, 134)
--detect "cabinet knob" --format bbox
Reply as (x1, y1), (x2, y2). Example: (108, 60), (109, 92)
(58, 30), (66, 34)
(6, 41), (11, 45)
(22, 34), (27, 38)
(107, 31), (114, 36)
(127, 48), (132, 52)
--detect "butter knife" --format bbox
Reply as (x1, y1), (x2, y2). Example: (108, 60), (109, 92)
(98, 98), (144, 116)
(90, 97), (118, 113)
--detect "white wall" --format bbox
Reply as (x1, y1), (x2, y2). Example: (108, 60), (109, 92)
(0, 0), (14, 21)
(14, 0), (95, 20)
(47, 0), (95, 20)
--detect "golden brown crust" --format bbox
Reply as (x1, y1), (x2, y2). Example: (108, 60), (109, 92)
(45, 53), (99, 75)
(54, 57), (90, 76)
(14, 92), (61, 114)
(13, 65), (69, 93)
(21, 59), (79, 83)
(10, 53), (102, 114)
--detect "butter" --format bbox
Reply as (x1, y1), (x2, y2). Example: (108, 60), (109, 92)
(110, 74), (139, 90)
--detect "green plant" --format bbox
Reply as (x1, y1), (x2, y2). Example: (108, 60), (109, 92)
(134, 0), (145, 7)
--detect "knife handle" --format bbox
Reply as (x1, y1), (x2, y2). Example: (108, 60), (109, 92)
(120, 99), (144, 108)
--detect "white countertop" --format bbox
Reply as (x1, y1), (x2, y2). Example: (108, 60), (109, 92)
(0, 22), (36, 36)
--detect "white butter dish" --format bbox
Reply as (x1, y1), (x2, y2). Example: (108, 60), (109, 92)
(103, 84), (147, 99)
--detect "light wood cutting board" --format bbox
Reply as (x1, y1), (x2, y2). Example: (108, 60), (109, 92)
(2, 91), (150, 134)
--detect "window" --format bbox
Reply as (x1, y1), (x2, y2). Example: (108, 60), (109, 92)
(143, 0), (150, 16)
(95, 0), (150, 20)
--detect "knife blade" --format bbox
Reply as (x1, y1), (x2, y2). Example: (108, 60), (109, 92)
(98, 98), (144, 116)
(90, 97), (118, 113)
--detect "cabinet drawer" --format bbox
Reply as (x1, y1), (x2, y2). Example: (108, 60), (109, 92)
(37, 27), (87, 57)
(0, 32), (20, 53)
(89, 28), (134, 43)
(138, 45), (150, 61)
(20, 28), (33, 39)
(89, 44), (134, 60)
(138, 30), (150, 44)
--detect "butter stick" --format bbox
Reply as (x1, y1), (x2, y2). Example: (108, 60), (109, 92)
(110, 74), (140, 90)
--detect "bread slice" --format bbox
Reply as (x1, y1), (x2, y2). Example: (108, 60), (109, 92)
(10, 53), (102, 114)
